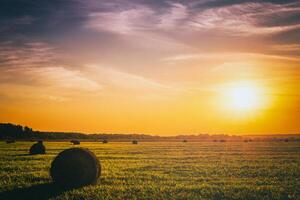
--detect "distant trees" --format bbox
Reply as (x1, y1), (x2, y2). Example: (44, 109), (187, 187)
(0, 123), (87, 140)
(6, 139), (15, 144)
(0, 123), (164, 141)
(0, 123), (34, 139)
(0, 123), (299, 142)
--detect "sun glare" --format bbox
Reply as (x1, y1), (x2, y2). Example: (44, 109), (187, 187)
(224, 82), (261, 111)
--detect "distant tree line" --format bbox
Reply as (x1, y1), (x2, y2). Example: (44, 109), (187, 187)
(0, 123), (161, 141)
(0, 123), (35, 139)
(0, 123), (299, 142)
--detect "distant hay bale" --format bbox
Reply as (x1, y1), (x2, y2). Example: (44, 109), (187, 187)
(50, 148), (101, 187)
(102, 139), (108, 144)
(244, 140), (248, 143)
(284, 139), (289, 142)
(182, 140), (187, 143)
(220, 139), (226, 142)
(213, 140), (218, 142)
(132, 140), (138, 144)
(71, 140), (80, 145)
(6, 140), (15, 144)
(29, 141), (46, 155)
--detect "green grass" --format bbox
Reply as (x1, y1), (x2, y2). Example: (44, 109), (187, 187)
(0, 141), (299, 200)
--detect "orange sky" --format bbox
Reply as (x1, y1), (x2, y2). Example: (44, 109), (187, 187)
(0, 1), (300, 135)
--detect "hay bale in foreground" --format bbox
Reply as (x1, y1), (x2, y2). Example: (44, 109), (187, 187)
(102, 139), (108, 144)
(132, 140), (138, 144)
(71, 140), (80, 145)
(29, 141), (46, 155)
(50, 148), (101, 187)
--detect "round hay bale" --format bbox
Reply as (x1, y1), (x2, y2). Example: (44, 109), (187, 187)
(71, 140), (80, 145)
(50, 148), (101, 187)
(182, 139), (187, 143)
(29, 141), (46, 155)
(132, 140), (138, 144)
(6, 140), (15, 144)
(102, 139), (108, 144)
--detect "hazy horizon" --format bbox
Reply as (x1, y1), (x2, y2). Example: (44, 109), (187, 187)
(1, 122), (300, 137)
(1, 0), (300, 135)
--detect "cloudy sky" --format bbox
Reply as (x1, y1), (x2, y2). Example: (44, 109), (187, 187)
(0, 0), (299, 134)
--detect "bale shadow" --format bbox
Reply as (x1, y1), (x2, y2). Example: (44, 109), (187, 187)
(0, 183), (71, 200)
(14, 154), (32, 156)
(14, 153), (48, 157)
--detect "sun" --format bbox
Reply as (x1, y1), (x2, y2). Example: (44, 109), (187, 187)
(230, 85), (258, 109)
(224, 82), (261, 111)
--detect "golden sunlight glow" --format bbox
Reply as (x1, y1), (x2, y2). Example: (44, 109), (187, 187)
(229, 85), (258, 110)
(1, 0), (300, 135)
(224, 82), (262, 111)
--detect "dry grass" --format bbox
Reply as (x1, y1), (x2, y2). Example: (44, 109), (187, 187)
(0, 141), (299, 200)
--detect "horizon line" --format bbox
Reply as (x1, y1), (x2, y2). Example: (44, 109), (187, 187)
(1, 122), (299, 137)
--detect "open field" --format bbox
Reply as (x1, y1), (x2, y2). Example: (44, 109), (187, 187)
(0, 141), (299, 200)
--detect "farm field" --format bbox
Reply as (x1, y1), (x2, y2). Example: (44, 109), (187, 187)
(0, 141), (299, 200)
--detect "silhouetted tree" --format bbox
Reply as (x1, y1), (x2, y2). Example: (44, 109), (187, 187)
(1, 123), (299, 142)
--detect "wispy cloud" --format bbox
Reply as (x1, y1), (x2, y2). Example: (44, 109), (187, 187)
(85, 1), (300, 37)
(162, 52), (300, 62)
(84, 65), (177, 94)
(31, 66), (103, 92)
(0, 66), (103, 92)
(157, 3), (188, 30)
(85, 5), (155, 35)
(189, 2), (300, 35)
(0, 41), (60, 68)
(0, 41), (103, 92)
(43, 95), (69, 102)
(85, 2), (189, 34)
(271, 44), (300, 52)
(84, 3), (191, 51)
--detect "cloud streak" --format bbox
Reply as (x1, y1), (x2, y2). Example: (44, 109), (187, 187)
(0, 41), (60, 68)
(85, 1), (300, 37)
(162, 52), (300, 62)
(86, 5), (155, 35)
(189, 2), (300, 35)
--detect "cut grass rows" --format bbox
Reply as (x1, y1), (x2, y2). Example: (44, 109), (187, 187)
(0, 142), (299, 200)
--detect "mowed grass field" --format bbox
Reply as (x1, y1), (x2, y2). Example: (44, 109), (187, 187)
(0, 141), (299, 200)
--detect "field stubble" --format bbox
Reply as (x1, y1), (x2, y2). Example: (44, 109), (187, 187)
(0, 141), (299, 200)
